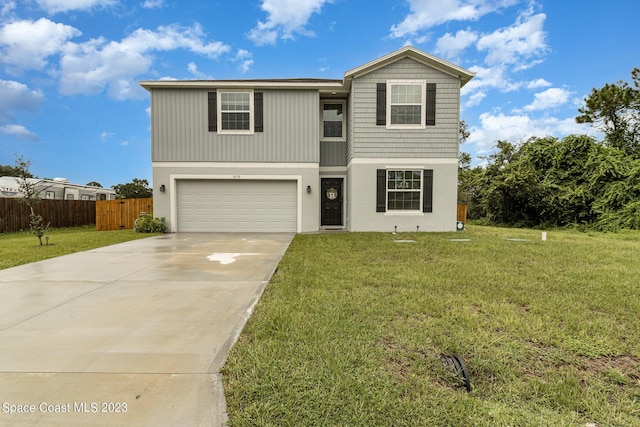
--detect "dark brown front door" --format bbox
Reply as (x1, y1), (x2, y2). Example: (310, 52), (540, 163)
(321, 178), (343, 226)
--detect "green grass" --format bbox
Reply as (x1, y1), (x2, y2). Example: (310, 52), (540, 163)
(0, 225), (158, 270)
(222, 226), (640, 427)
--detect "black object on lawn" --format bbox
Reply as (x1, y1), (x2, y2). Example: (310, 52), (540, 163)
(441, 355), (471, 392)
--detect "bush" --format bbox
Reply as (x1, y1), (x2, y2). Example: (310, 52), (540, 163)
(134, 213), (167, 233)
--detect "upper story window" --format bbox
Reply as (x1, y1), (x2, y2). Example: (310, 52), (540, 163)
(218, 90), (254, 134)
(387, 80), (426, 129)
(376, 80), (436, 128)
(208, 90), (264, 134)
(321, 101), (346, 140)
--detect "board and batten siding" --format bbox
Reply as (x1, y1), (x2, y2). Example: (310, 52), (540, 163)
(320, 141), (347, 166)
(349, 57), (461, 160)
(151, 89), (320, 163)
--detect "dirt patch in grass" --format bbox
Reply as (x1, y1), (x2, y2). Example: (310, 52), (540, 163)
(380, 337), (413, 382)
(581, 355), (640, 383)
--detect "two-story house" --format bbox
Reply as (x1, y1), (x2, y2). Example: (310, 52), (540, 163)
(140, 46), (474, 233)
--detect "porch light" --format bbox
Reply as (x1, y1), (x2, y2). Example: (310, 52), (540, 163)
(159, 185), (165, 192)
(306, 185), (311, 193)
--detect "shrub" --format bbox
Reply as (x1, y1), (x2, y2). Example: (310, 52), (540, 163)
(134, 213), (167, 233)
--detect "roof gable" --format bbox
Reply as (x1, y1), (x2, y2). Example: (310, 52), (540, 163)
(344, 46), (475, 87)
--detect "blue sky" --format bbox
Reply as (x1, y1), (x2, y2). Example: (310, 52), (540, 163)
(1, 0), (638, 188)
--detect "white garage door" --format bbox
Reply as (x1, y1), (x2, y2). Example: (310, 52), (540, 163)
(176, 180), (297, 232)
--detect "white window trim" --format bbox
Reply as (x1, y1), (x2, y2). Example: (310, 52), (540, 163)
(386, 169), (423, 213)
(320, 100), (346, 141)
(386, 79), (426, 130)
(217, 89), (254, 135)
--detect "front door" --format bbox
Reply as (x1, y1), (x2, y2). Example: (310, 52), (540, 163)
(321, 178), (343, 227)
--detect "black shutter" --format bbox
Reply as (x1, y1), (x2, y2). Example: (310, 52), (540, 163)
(254, 91), (263, 132)
(376, 169), (386, 212)
(376, 83), (386, 126)
(423, 169), (433, 213)
(426, 83), (436, 126)
(208, 91), (217, 132)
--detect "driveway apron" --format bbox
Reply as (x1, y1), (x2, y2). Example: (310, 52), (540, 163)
(0, 232), (293, 426)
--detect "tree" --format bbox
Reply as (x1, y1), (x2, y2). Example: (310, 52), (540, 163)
(0, 163), (34, 178)
(113, 178), (153, 199)
(86, 181), (102, 187)
(465, 134), (640, 230)
(14, 156), (49, 245)
(576, 68), (640, 157)
(457, 120), (482, 216)
(458, 119), (471, 169)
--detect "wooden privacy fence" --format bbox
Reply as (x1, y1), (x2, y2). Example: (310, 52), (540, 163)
(457, 205), (468, 223)
(96, 198), (153, 231)
(0, 199), (96, 233)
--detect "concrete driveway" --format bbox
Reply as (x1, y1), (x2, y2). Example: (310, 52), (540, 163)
(0, 232), (293, 426)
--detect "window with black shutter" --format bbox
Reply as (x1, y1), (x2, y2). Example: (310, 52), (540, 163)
(375, 80), (436, 128)
(207, 90), (263, 134)
(376, 169), (434, 212)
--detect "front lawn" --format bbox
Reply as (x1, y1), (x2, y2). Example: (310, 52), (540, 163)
(223, 226), (640, 426)
(0, 226), (158, 270)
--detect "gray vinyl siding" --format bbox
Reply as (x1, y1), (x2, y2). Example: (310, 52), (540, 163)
(347, 92), (354, 164)
(151, 89), (319, 163)
(350, 58), (461, 159)
(320, 141), (347, 166)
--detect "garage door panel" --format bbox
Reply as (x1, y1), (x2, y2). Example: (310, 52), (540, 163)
(177, 180), (297, 232)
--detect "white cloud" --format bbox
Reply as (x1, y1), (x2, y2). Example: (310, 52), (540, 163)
(467, 111), (596, 157)
(1, 1), (16, 17)
(142, 0), (165, 8)
(1, 18), (231, 99)
(0, 124), (38, 140)
(462, 64), (521, 97)
(0, 18), (80, 71)
(476, 7), (547, 66)
(34, 0), (116, 13)
(435, 29), (478, 59)
(464, 91), (486, 108)
(523, 87), (571, 111)
(526, 78), (551, 89)
(458, 5), (550, 108)
(114, 24), (229, 58)
(0, 80), (45, 118)
(248, 0), (331, 45)
(187, 62), (215, 79)
(390, 0), (519, 39)
(58, 24), (230, 99)
(0, 80), (43, 143)
(99, 131), (114, 141)
(238, 60), (254, 73)
(233, 49), (254, 74)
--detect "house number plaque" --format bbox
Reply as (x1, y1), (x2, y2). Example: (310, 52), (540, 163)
(326, 187), (338, 200)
